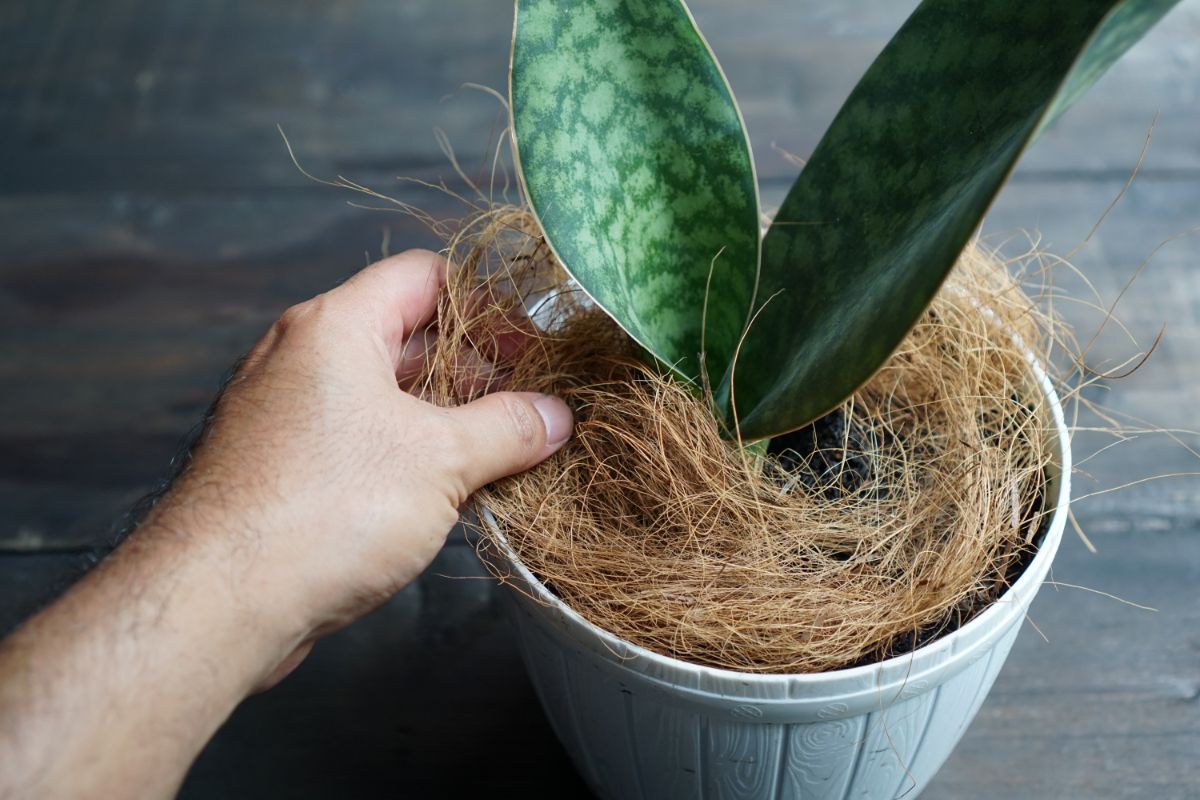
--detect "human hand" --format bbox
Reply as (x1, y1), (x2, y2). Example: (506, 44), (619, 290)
(149, 248), (573, 682)
(0, 249), (573, 800)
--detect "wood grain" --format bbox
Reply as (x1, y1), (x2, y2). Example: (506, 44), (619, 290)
(1, 0), (1197, 796)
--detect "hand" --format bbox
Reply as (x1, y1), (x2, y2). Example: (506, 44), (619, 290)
(0, 249), (573, 799)
(157, 248), (574, 679)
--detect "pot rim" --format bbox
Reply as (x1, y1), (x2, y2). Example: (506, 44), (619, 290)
(479, 351), (1070, 688)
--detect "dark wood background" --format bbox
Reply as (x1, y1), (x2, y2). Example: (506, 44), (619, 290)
(2, 1), (1198, 796)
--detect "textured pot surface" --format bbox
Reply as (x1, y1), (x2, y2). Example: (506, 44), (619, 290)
(484, 360), (1070, 800)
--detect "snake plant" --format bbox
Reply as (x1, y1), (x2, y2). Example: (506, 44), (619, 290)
(509, 0), (1179, 441)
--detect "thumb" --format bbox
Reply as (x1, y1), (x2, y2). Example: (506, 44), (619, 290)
(446, 391), (574, 491)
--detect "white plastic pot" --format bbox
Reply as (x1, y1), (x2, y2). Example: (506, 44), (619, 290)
(481, 358), (1070, 800)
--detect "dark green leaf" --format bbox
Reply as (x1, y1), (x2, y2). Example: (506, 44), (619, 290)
(510, 0), (760, 391)
(722, 0), (1179, 439)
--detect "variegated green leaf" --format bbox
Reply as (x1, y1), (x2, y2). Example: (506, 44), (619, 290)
(510, 0), (760, 391)
(722, 0), (1179, 439)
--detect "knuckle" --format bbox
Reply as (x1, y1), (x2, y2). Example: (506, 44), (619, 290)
(274, 299), (316, 334)
(370, 248), (443, 277)
(499, 394), (542, 452)
(272, 295), (337, 339)
(401, 247), (440, 262)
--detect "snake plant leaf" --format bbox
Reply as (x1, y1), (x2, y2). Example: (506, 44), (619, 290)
(510, 0), (760, 391)
(723, 0), (1179, 440)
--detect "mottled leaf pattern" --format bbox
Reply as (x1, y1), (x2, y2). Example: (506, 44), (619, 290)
(724, 0), (1179, 439)
(510, 0), (759, 390)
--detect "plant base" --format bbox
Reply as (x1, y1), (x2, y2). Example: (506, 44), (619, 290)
(420, 205), (1061, 674)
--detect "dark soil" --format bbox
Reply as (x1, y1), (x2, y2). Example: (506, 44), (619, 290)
(767, 407), (877, 500)
(771, 405), (1047, 667)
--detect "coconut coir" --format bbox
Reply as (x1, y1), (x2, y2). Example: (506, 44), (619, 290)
(416, 205), (1057, 674)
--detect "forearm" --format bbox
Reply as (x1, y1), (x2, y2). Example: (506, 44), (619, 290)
(0, 249), (572, 797)
(0, 508), (299, 800)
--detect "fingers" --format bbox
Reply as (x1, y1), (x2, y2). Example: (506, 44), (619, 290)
(329, 249), (449, 366)
(445, 392), (573, 491)
(395, 326), (436, 389)
(325, 250), (545, 395)
(449, 347), (508, 397)
(463, 286), (539, 362)
(395, 328), (512, 398)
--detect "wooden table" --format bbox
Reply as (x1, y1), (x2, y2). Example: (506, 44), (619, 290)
(2, 1), (1197, 796)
